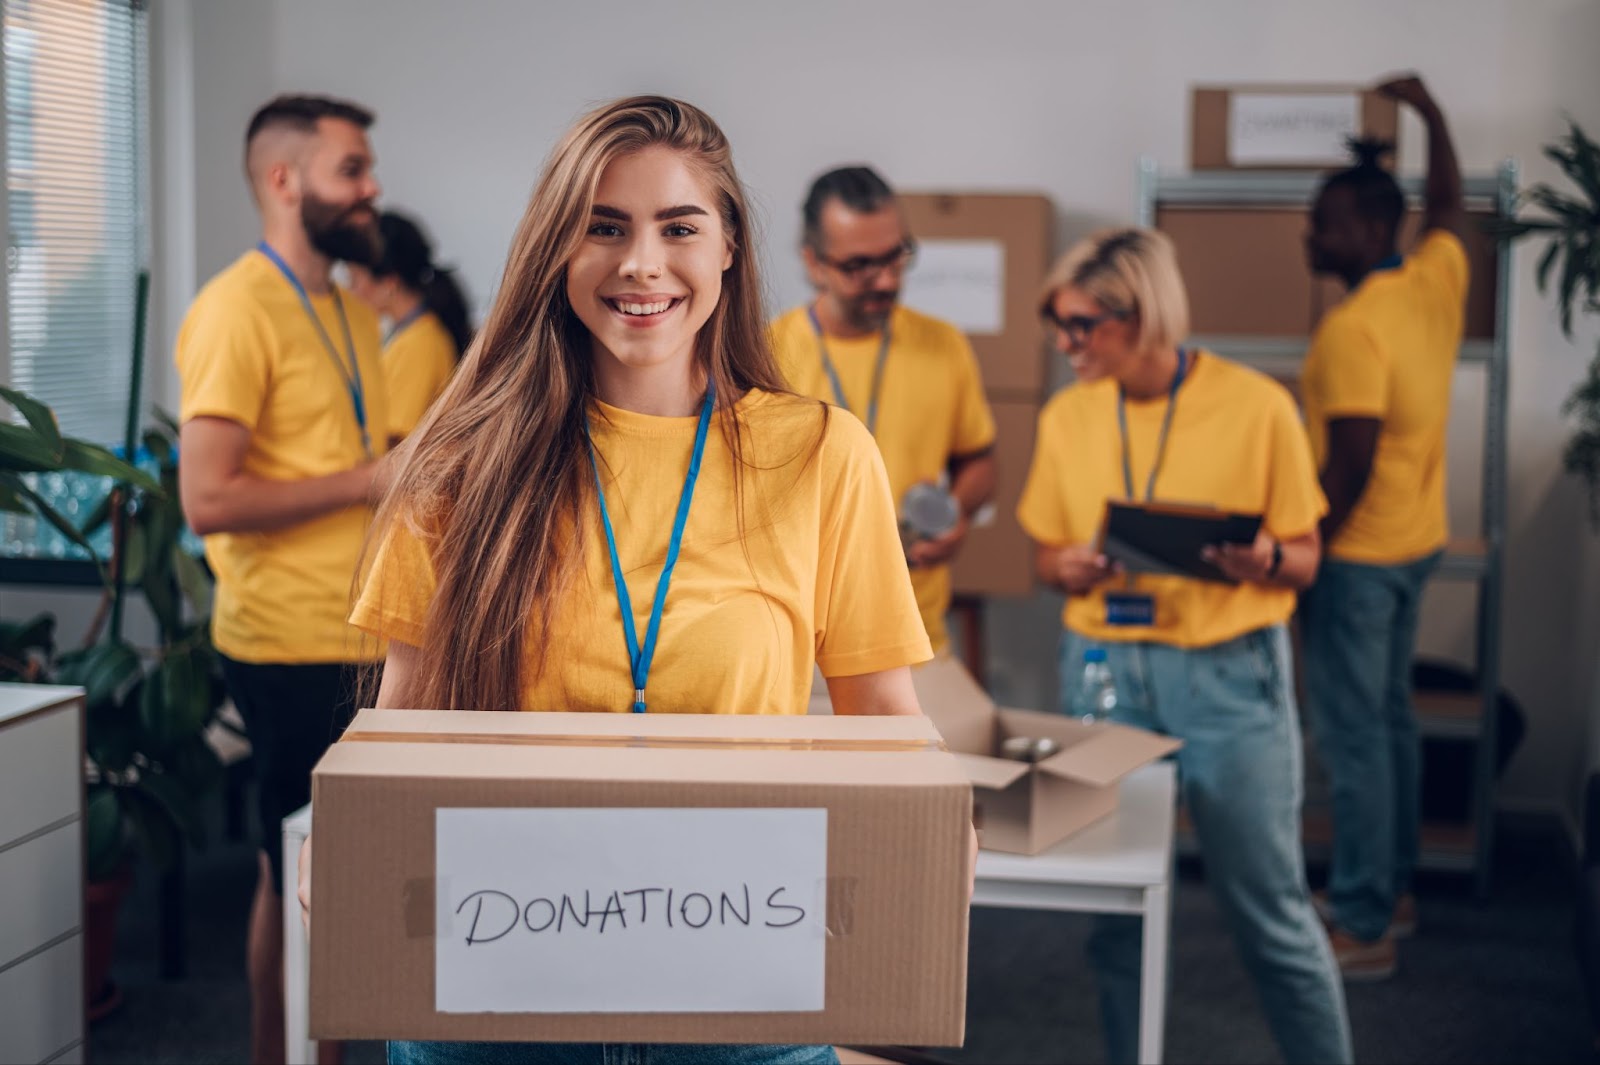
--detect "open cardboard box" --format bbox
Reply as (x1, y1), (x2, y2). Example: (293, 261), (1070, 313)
(308, 708), (970, 1046)
(909, 656), (1181, 855)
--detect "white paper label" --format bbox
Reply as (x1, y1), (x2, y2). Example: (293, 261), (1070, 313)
(901, 238), (1006, 336)
(434, 807), (828, 1013)
(1228, 93), (1361, 165)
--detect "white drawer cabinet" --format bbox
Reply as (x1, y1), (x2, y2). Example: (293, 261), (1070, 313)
(0, 685), (86, 1064)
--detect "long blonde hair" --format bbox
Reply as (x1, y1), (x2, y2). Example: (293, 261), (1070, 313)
(368, 96), (790, 711)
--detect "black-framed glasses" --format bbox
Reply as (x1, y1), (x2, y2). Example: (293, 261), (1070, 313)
(815, 239), (918, 281)
(1040, 307), (1129, 346)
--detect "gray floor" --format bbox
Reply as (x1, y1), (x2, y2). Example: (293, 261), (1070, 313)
(85, 796), (1593, 1065)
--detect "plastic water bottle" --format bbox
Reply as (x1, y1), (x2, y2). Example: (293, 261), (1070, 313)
(1074, 648), (1117, 724)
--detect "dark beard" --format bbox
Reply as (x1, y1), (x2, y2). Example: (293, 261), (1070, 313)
(302, 193), (380, 265)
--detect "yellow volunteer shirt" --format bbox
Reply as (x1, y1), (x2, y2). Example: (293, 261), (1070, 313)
(351, 390), (933, 714)
(1301, 230), (1469, 564)
(770, 304), (996, 652)
(175, 249), (390, 664)
(1017, 351), (1326, 649)
(383, 311), (457, 439)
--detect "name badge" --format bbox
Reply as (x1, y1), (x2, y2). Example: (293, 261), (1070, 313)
(1105, 592), (1156, 627)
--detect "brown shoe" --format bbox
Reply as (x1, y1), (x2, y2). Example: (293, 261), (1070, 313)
(1327, 926), (1397, 982)
(1312, 889), (1417, 940)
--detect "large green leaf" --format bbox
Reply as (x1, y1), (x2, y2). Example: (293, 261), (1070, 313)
(1559, 232), (1587, 338)
(56, 640), (144, 715)
(141, 569), (183, 643)
(0, 423), (65, 471)
(78, 489), (116, 537)
(1535, 238), (1565, 294)
(140, 644), (212, 749)
(85, 784), (129, 882)
(174, 548), (213, 616)
(0, 386), (64, 459)
(1559, 119), (1600, 205)
(59, 440), (161, 493)
(121, 519), (147, 585)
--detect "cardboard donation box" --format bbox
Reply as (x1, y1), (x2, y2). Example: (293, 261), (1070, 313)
(309, 709), (971, 1046)
(909, 657), (1181, 855)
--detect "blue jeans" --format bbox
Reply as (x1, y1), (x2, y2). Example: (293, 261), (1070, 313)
(388, 1042), (838, 1065)
(1060, 625), (1352, 1065)
(1300, 550), (1442, 942)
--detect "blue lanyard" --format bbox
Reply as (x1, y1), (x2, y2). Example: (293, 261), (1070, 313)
(587, 387), (715, 713)
(1117, 348), (1188, 501)
(807, 305), (890, 436)
(256, 242), (372, 458)
(384, 306), (426, 345)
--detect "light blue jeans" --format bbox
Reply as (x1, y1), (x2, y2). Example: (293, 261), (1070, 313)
(388, 1042), (838, 1065)
(1060, 625), (1352, 1065)
(1300, 550), (1443, 942)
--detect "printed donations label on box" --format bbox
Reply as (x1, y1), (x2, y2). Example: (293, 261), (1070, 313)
(434, 807), (828, 1014)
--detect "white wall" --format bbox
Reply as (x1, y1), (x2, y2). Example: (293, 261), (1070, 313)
(145, 0), (1600, 824)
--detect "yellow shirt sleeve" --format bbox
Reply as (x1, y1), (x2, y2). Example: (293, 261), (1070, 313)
(1016, 398), (1074, 546)
(1306, 311), (1388, 418)
(1411, 229), (1470, 308)
(349, 516), (437, 647)
(949, 331), (998, 456)
(813, 413), (935, 677)
(383, 317), (457, 439)
(1262, 390), (1330, 540)
(175, 291), (274, 430)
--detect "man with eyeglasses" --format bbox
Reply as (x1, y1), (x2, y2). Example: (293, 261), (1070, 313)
(771, 166), (997, 654)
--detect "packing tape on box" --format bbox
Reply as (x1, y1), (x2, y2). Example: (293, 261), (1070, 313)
(343, 730), (947, 754)
(404, 875), (862, 939)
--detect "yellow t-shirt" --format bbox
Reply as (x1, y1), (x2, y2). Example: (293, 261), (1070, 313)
(770, 304), (996, 652)
(383, 311), (457, 439)
(350, 390), (933, 714)
(1301, 230), (1469, 564)
(1017, 351), (1326, 649)
(175, 249), (390, 664)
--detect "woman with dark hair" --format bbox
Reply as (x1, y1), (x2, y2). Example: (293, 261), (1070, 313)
(346, 210), (473, 443)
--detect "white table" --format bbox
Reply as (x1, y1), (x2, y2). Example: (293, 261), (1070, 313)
(972, 762), (1177, 1065)
(283, 762), (1177, 1065)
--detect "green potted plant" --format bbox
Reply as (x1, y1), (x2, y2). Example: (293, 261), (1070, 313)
(1, 387), (224, 1018)
(1491, 119), (1600, 519)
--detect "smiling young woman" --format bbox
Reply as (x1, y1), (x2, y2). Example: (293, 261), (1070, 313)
(296, 96), (963, 1065)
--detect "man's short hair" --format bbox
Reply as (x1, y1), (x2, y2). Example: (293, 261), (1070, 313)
(802, 166), (896, 250)
(245, 94), (374, 154)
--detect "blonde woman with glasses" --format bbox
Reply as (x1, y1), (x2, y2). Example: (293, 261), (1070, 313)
(1018, 227), (1352, 1064)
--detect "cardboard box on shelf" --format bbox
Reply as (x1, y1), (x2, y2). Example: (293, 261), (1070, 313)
(898, 192), (1054, 399)
(1191, 85), (1399, 171)
(911, 656), (1180, 856)
(309, 709), (971, 1046)
(950, 399), (1039, 599)
(1158, 204), (1501, 341)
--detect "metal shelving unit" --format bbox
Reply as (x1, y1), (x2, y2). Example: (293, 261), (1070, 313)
(1139, 159), (1516, 896)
